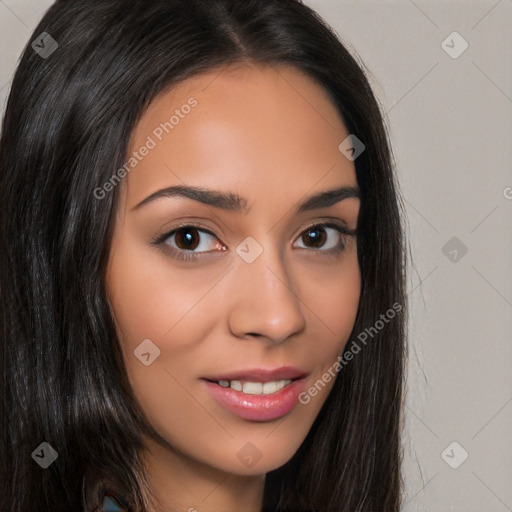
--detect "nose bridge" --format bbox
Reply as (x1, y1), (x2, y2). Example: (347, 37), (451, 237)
(228, 239), (306, 343)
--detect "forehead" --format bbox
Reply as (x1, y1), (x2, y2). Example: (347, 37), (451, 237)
(120, 63), (357, 211)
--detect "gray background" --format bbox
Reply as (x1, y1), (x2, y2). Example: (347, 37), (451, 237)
(1, 1), (511, 510)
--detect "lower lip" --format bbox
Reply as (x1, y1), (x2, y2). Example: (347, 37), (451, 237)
(203, 379), (306, 422)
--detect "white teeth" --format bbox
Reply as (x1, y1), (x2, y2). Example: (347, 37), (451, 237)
(216, 379), (292, 395)
(274, 380), (292, 393)
(263, 381), (277, 394)
(231, 380), (243, 391)
(243, 382), (263, 395)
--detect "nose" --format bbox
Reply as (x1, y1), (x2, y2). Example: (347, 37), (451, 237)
(227, 245), (306, 344)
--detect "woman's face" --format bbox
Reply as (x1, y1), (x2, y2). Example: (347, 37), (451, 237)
(106, 63), (361, 476)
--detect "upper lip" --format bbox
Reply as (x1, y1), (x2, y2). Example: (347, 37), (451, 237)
(202, 366), (309, 383)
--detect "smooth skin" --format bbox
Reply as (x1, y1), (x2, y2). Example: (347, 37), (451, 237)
(106, 63), (361, 512)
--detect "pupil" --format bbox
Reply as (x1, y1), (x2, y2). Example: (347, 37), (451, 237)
(304, 227), (326, 247)
(175, 228), (199, 250)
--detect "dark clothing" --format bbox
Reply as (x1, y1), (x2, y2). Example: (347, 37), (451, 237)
(97, 492), (129, 512)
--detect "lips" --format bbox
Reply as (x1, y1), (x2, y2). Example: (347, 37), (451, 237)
(201, 366), (309, 422)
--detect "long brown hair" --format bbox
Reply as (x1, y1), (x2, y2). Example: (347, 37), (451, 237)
(0, 1), (407, 510)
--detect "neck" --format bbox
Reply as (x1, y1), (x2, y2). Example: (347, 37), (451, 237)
(141, 436), (265, 512)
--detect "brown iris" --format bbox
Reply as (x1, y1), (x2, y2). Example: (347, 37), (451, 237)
(174, 227), (201, 250)
(301, 226), (327, 248)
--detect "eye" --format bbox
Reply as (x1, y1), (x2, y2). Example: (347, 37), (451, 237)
(166, 227), (217, 252)
(293, 223), (349, 251)
(151, 225), (226, 260)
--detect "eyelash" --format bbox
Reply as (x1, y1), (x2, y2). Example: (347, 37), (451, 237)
(150, 222), (356, 262)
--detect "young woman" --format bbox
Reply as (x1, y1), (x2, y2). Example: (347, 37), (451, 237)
(0, 1), (407, 511)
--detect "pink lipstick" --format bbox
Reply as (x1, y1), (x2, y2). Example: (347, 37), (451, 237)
(201, 366), (308, 422)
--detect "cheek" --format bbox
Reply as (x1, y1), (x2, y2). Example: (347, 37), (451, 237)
(302, 251), (361, 355)
(105, 238), (226, 424)
(322, 265), (360, 338)
(106, 236), (223, 357)
(277, 250), (360, 411)
(105, 241), (225, 446)
(300, 253), (361, 396)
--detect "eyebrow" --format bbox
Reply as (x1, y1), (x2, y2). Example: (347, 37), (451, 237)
(132, 184), (360, 212)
